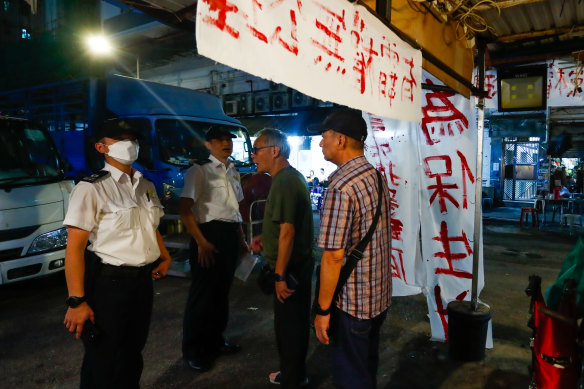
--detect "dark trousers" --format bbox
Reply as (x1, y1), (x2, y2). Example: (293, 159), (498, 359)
(273, 258), (313, 389)
(330, 308), (388, 389)
(80, 272), (153, 389)
(182, 220), (239, 360)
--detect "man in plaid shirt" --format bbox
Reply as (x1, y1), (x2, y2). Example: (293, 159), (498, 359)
(312, 108), (392, 389)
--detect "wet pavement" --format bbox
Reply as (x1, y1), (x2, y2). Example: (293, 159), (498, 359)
(0, 206), (581, 388)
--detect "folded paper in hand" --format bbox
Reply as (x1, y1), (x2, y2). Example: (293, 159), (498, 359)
(234, 252), (258, 282)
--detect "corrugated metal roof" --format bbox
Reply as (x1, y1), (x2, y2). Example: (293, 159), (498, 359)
(475, 0), (584, 65)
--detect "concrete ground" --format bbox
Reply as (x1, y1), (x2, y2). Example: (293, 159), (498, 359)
(0, 213), (580, 388)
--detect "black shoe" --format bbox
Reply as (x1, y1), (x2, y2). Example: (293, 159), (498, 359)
(186, 358), (213, 372)
(219, 340), (241, 354)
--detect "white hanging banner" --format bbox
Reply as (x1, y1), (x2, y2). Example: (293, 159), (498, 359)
(418, 73), (483, 341)
(547, 61), (584, 107)
(196, 0), (422, 122)
(364, 71), (487, 342)
(364, 115), (423, 297)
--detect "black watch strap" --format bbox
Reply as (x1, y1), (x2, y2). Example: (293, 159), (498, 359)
(274, 273), (286, 282)
(314, 303), (331, 316)
(66, 296), (86, 308)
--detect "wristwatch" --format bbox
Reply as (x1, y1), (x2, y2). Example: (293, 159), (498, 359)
(66, 296), (86, 308)
(314, 302), (331, 316)
(274, 273), (286, 282)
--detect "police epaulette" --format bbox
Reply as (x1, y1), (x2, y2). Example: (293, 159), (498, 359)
(81, 170), (110, 183)
(195, 159), (211, 166)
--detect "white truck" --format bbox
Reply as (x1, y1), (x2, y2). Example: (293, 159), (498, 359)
(0, 117), (73, 284)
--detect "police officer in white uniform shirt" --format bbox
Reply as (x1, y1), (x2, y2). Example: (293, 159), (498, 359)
(179, 126), (248, 372)
(63, 119), (171, 389)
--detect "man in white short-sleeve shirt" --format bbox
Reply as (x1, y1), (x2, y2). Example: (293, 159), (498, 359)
(63, 119), (171, 389)
(179, 126), (248, 372)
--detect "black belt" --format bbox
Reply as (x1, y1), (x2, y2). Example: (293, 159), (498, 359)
(100, 262), (157, 278)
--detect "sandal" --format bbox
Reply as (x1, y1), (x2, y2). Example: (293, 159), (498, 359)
(268, 371), (309, 386)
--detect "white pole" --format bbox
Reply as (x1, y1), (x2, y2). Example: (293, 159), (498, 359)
(471, 44), (486, 311)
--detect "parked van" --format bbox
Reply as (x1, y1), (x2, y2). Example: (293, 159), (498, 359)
(0, 117), (73, 284)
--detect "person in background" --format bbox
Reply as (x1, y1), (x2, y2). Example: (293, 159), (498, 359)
(249, 128), (314, 388)
(312, 109), (392, 389)
(63, 119), (171, 389)
(179, 126), (248, 372)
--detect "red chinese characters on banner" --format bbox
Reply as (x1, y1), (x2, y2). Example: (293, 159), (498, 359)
(434, 285), (468, 337)
(424, 151), (474, 212)
(552, 67), (570, 95)
(432, 220), (473, 279)
(391, 247), (406, 282)
(312, 2), (346, 72)
(379, 38), (399, 106)
(424, 155), (459, 213)
(421, 79), (469, 146)
(350, 11), (378, 94)
(367, 115), (404, 242)
(401, 57), (417, 102)
(201, 0), (240, 38)
(202, 0), (300, 55)
(567, 70), (584, 98)
(270, 9), (299, 55)
(473, 73), (497, 100)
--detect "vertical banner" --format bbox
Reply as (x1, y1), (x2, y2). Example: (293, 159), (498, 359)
(196, 0), (422, 122)
(365, 71), (485, 341)
(418, 73), (482, 341)
(364, 115), (423, 296)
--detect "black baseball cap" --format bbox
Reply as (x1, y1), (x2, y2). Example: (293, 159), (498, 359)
(95, 119), (142, 141)
(309, 108), (367, 142)
(206, 126), (236, 141)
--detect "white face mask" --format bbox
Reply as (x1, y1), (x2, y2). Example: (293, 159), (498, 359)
(105, 140), (139, 165)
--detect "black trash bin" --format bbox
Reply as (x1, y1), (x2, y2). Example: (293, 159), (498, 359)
(447, 300), (491, 361)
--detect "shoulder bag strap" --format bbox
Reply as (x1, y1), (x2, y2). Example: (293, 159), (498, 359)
(332, 170), (384, 300)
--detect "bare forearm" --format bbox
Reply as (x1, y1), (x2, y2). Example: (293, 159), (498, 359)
(179, 199), (208, 245)
(275, 223), (295, 275)
(65, 249), (85, 297)
(318, 249), (345, 310)
(64, 227), (91, 297)
(155, 230), (171, 261)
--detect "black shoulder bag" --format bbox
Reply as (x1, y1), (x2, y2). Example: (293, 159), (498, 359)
(313, 170), (384, 315)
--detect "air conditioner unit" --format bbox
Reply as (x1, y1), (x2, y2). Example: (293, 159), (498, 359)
(269, 81), (288, 92)
(271, 92), (290, 111)
(313, 98), (333, 107)
(239, 93), (253, 115)
(223, 99), (238, 115)
(291, 90), (312, 108)
(254, 92), (271, 113)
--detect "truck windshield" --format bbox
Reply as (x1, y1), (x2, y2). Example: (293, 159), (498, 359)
(155, 119), (252, 167)
(0, 120), (62, 187)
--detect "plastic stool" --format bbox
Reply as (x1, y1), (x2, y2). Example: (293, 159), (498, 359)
(482, 197), (493, 210)
(520, 207), (537, 227)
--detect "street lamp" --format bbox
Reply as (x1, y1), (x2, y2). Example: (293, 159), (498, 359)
(85, 34), (113, 56)
(84, 33), (140, 79)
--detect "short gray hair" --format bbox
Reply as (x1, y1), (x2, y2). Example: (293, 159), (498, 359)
(256, 128), (290, 159)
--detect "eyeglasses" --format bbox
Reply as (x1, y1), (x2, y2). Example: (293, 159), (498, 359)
(252, 145), (275, 154)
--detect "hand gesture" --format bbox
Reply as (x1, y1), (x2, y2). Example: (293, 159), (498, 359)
(314, 314), (331, 345)
(275, 280), (295, 303)
(249, 235), (263, 253)
(64, 302), (95, 339)
(152, 256), (171, 279)
(198, 240), (218, 268)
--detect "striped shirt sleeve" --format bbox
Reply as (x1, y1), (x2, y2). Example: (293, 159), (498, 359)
(317, 187), (353, 250)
